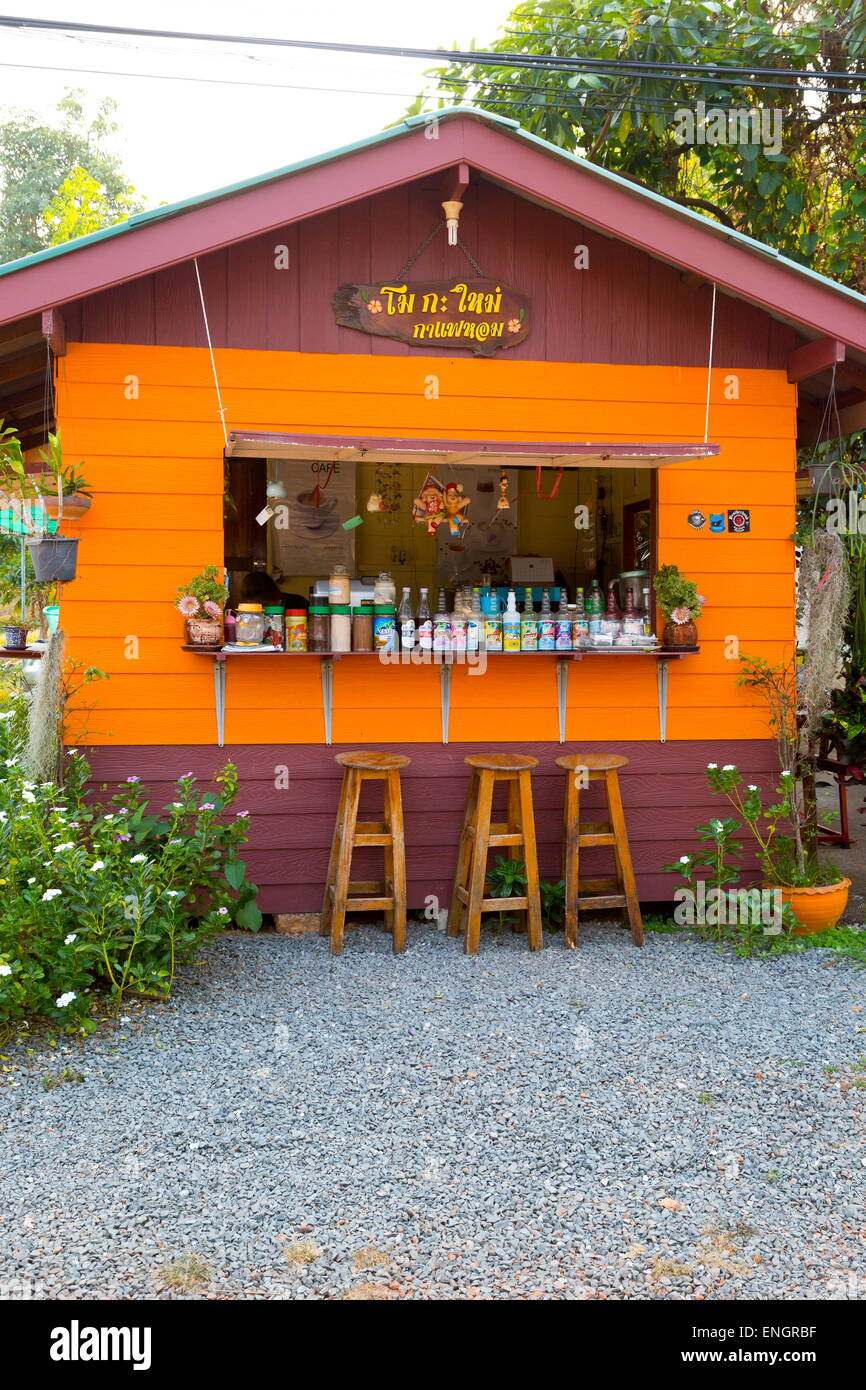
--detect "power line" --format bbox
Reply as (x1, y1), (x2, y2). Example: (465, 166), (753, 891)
(0, 14), (865, 86)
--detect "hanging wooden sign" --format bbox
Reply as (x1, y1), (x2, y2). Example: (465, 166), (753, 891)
(333, 279), (530, 356)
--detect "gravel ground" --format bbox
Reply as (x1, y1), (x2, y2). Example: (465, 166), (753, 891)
(1, 923), (864, 1301)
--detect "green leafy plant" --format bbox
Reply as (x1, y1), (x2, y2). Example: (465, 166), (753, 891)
(0, 706), (261, 1037)
(485, 854), (527, 931)
(32, 432), (92, 499)
(539, 878), (565, 930)
(176, 565), (225, 621)
(652, 564), (703, 623)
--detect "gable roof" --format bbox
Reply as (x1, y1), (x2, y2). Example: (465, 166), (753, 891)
(1, 105), (865, 357)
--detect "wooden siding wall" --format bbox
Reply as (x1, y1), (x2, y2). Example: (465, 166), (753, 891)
(55, 343), (796, 748)
(62, 176), (801, 369)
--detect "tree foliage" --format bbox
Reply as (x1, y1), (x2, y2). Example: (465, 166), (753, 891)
(414, 1), (866, 287)
(0, 90), (143, 263)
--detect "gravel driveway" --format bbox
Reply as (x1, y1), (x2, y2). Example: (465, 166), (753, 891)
(1, 925), (864, 1300)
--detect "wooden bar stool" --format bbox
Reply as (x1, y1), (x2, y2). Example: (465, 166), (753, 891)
(555, 753), (643, 949)
(320, 751), (410, 955)
(447, 753), (543, 955)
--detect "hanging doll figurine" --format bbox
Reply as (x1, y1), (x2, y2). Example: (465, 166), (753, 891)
(496, 468), (511, 510)
(442, 480), (471, 535)
(412, 473), (447, 536)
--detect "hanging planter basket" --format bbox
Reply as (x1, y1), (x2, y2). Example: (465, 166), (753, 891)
(25, 536), (79, 582)
(42, 491), (92, 522)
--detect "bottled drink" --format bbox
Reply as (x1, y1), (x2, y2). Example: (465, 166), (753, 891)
(398, 587), (415, 651)
(417, 588), (433, 651)
(622, 586), (644, 640)
(502, 590), (520, 651)
(433, 588), (451, 652)
(587, 580), (603, 636)
(520, 587), (538, 651)
(556, 588), (572, 650)
(572, 587), (589, 647)
(538, 587), (555, 651)
(600, 584), (622, 641)
(467, 586), (482, 653)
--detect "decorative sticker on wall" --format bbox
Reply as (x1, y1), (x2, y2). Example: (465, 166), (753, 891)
(727, 508), (751, 533)
(686, 509), (706, 530)
(708, 513), (726, 533)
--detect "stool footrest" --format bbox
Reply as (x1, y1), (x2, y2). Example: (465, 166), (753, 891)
(353, 833), (392, 847)
(577, 833), (617, 848)
(487, 832), (524, 847)
(455, 885), (530, 912)
(576, 892), (627, 910)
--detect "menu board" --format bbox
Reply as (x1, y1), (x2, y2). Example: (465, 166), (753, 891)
(269, 458), (356, 575)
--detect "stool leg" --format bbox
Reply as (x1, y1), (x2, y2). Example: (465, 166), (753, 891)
(320, 770), (350, 937)
(464, 770), (494, 955)
(385, 769), (407, 954)
(447, 769), (479, 939)
(330, 768), (360, 955)
(605, 769), (644, 947)
(562, 769), (581, 949)
(507, 777), (529, 935)
(517, 769), (543, 951)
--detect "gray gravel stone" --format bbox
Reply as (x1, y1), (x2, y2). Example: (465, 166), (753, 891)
(0, 923), (864, 1300)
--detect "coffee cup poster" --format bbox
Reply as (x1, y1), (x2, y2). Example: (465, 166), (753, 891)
(270, 459), (357, 573)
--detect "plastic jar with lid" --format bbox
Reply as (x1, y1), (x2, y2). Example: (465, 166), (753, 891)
(263, 605), (286, 649)
(373, 571), (396, 606)
(329, 604), (351, 653)
(328, 564), (351, 606)
(236, 604), (264, 645)
(308, 605), (330, 652)
(352, 605), (374, 652)
(285, 609), (307, 652)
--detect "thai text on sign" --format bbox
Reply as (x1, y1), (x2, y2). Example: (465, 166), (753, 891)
(333, 279), (530, 355)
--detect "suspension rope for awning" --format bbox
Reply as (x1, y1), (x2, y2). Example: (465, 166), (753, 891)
(194, 257), (228, 447)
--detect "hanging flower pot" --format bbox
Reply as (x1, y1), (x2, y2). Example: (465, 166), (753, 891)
(42, 490), (92, 522)
(25, 536), (79, 583)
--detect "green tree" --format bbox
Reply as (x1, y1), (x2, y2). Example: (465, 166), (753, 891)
(414, 0), (866, 287)
(0, 90), (143, 263)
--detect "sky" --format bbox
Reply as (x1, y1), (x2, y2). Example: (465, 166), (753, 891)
(0, 1), (517, 206)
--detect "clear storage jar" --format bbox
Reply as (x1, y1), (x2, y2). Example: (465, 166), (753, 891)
(236, 604), (264, 645)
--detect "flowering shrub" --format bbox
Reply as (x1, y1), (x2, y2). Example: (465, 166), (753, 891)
(0, 694), (260, 1034)
(175, 565), (225, 620)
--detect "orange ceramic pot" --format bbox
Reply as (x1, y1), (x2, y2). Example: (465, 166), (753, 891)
(768, 878), (851, 935)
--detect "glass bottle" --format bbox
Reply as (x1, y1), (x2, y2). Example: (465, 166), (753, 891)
(520, 587), (538, 651)
(466, 586), (482, 654)
(587, 581), (603, 637)
(572, 587), (589, 647)
(621, 586), (644, 641)
(600, 585), (622, 642)
(373, 571), (396, 606)
(417, 588), (433, 651)
(538, 587), (555, 651)
(398, 587), (415, 651)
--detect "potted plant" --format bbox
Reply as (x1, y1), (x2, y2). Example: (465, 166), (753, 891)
(3, 611), (29, 651)
(32, 433), (93, 522)
(176, 565), (225, 646)
(704, 764), (850, 934)
(653, 563), (703, 648)
(0, 421), (80, 582)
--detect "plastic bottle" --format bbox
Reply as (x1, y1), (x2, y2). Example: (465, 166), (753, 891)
(417, 588), (433, 651)
(502, 590), (521, 652)
(398, 587), (415, 651)
(520, 586), (538, 651)
(538, 587), (556, 651)
(587, 580), (603, 637)
(572, 587), (589, 646)
(373, 571), (396, 606)
(555, 589), (572, 650)
(466, 586), (482, 654)
(433, 588), (451, 652)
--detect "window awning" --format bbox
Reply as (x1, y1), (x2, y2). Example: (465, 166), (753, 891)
(227, 432), (720, 469)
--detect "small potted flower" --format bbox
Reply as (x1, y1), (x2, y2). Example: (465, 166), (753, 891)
(177, 565), (225, 646)
(653, 563), (704, 648)
(3, 610), (29, 651)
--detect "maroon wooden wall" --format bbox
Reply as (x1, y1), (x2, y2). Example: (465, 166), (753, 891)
(63, 175), (800, 369)
(85, 739), (778, 913)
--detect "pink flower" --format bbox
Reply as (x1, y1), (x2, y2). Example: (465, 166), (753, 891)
(177, 595), (199, 617)
(670, 607), (691, 624)
(203, 600), (222, 619)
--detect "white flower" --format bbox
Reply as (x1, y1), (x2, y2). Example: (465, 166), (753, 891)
(67, 749), (78, 755)
(0, 963), (12, 977)
(41, 888), (62, 901)
(710, 819), (724, 833)
(55, 991), (76, 1008)
(89, 860), (105, 872)
(780, 770), (792, 778)
(747, 784), (758, 791)
(4, 758), (16, 766)
(679, 855), (690, 863)
(171, 802), (183, 808)
(27, 877), (35, 884)
(102, 814), (115, 822)
(22, 781), (35, 790)
(0, 711), (12, 720)
(130, 854), (146, 864)
(722, 764), (735, 772)
(64, 933), (77, 945)
(164, 890), (182, 897)
(0, 812), (6, 822)
(706, 762), (717, 770)
(54, 842), (74, 852)
(22, 790), (35, 803)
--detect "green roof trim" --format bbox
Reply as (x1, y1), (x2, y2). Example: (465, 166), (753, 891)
(1, 104), (864, 313)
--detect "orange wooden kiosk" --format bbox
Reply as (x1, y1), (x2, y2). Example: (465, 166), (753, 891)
(3, 108), (865, 914)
